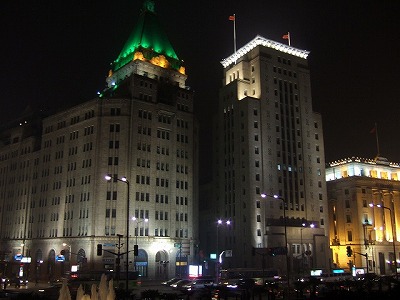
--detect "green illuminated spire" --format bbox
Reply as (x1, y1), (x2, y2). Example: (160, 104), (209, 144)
(113, 0), (180, 71)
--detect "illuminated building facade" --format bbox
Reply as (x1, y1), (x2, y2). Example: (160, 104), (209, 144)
(326, 157), (400, 275)
(204, 36), (330, 276)
(0, 0), (198, 280)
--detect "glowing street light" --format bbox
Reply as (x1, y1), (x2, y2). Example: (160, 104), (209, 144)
(216, 219), (232, 282)
(105, 174), (130, 296)
(300, 223), (314, 275)
(62, 243), (72, 261)
(131, 217), (148, 271)
(261, 193), (290, 299)
(369, 203), (398, 280)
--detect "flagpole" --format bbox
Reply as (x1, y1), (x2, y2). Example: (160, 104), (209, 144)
(282, 32), (291, 46)
(375, 122), (380, 157)
(233, 14), (237, 63)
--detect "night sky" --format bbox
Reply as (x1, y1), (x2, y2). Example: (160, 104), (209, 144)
(2, 1), (400, 181)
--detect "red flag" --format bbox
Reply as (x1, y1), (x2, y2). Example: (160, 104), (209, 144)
(282, 33), (289, 40)
(229, 15), (235, 21)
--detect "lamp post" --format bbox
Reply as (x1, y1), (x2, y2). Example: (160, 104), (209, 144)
(216, 219), (231, 283)
(62, 243), (72, 261)
(62, 243), (72, 277)
(132, 217), (148, 271)
(261, 193), (290, 299)
(116, 234), (123, 285)
(300, 223), (314, 276)
(105, 174), (130, 296)
(300, 223), (305, 256)
(300, 223), (305, 275)
(369, 203), (398, 280)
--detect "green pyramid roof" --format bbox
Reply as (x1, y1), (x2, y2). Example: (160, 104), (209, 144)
(113, 0), (179, 71)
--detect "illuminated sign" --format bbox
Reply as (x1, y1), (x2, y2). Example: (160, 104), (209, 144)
(56, 255), (65, 262)
(21, 257), (31, 263)
(14, 254), (23, 261)
(310, 269), (322, 276)
(189, 265), (203, 278)
(332, 269), (345, 274)
(71, 265), (79, 272)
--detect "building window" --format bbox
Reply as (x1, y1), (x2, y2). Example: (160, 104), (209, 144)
(345, 199), (350, 208)
(346, 214), (352, 223)
(347, 231), (353, 242)
(363, 213), (369, 223)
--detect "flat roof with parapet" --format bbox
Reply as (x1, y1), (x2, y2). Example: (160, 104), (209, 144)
(221, 35), (310, 68)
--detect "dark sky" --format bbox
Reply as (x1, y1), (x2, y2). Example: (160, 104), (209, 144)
(2, 1), (400, 175)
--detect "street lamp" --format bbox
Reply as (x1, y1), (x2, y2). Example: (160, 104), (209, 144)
(61, 243), (72, 277)
(62, 243), (72, 262)
(216, 219), (231, 282)
(300, 223), (306, 259)
(131, 217), (148, 271)
(261, 193), (290, 299)
(300, 223), (315, 255)
(300, 223), (314, 275)
(369, 203), (398, 279)
(105, 174), (130, 296)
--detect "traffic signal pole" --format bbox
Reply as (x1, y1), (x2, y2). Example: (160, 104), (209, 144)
(353, 251), (369, 274)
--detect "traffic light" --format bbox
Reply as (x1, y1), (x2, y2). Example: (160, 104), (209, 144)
(134, 244), (139, 256)
(267, 248), (275, 256)
(60, 250), (65, 256)
(97, 244), (102, 256)
(346, 246), (353, 257)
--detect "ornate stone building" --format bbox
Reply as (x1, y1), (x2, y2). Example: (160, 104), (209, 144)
(0, 0), (198, 281)
(326, 156), (400, 276)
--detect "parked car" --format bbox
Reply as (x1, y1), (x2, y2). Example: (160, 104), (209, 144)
(1, 277), (10, 289)
(226, 278), (256, 290)
(161, 277), (182, 286)
(170, 279), (192, 289)
(181, 278), (214, 294)
(9, 276), (28, 288)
